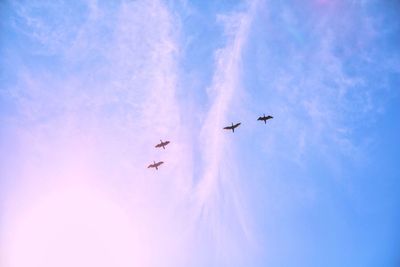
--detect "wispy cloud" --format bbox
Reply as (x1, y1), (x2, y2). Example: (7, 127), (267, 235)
(1, 1), (193, 266)
(193, 1), (260, 263)
(244, 0), (399, 168)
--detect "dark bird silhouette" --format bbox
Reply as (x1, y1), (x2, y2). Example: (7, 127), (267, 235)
(257, 114), (273, 124)
(223, 122), (241, 133)
(155, 140), (170, 149)
(147, 161), (164, 170)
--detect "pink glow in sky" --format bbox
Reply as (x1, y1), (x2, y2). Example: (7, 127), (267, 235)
(0, 1), (256, 266)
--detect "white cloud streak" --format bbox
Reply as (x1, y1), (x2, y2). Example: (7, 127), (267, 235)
(193, 1), (260, 263)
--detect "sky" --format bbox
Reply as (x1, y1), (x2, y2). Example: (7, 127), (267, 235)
(0, 0), (399, 266)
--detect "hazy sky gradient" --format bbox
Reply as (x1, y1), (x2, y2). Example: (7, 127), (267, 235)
(1, 0), (399, 266)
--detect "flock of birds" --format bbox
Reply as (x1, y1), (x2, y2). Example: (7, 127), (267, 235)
(147, 114), (274, 170)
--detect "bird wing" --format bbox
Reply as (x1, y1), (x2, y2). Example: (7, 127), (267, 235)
(234, 123), (241, 128)
(161, 141), (169, 146)
(147, 164), (154, 168)
(257, 117), (264, 121)
(223, 126), (232, 130)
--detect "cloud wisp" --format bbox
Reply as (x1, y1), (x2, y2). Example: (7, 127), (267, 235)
(192, 1), (260, 263)
(1, 1), (193, 266)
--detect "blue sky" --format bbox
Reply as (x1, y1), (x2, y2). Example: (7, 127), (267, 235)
(1, 0), (400, 266)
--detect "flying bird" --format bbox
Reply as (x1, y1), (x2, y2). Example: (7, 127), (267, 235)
(155, 139), (170, 149)
(257, 114), (273, 124)
(223, 122), (241, 133)
(147, 161), (164, 170)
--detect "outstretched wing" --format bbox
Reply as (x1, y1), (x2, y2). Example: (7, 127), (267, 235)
(223, 126), (232, 130)
(233, 122), (241, 128)
(156, 161), (164, 167)
(257, 116), (265, 121)
(147, 164), (154, 168)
